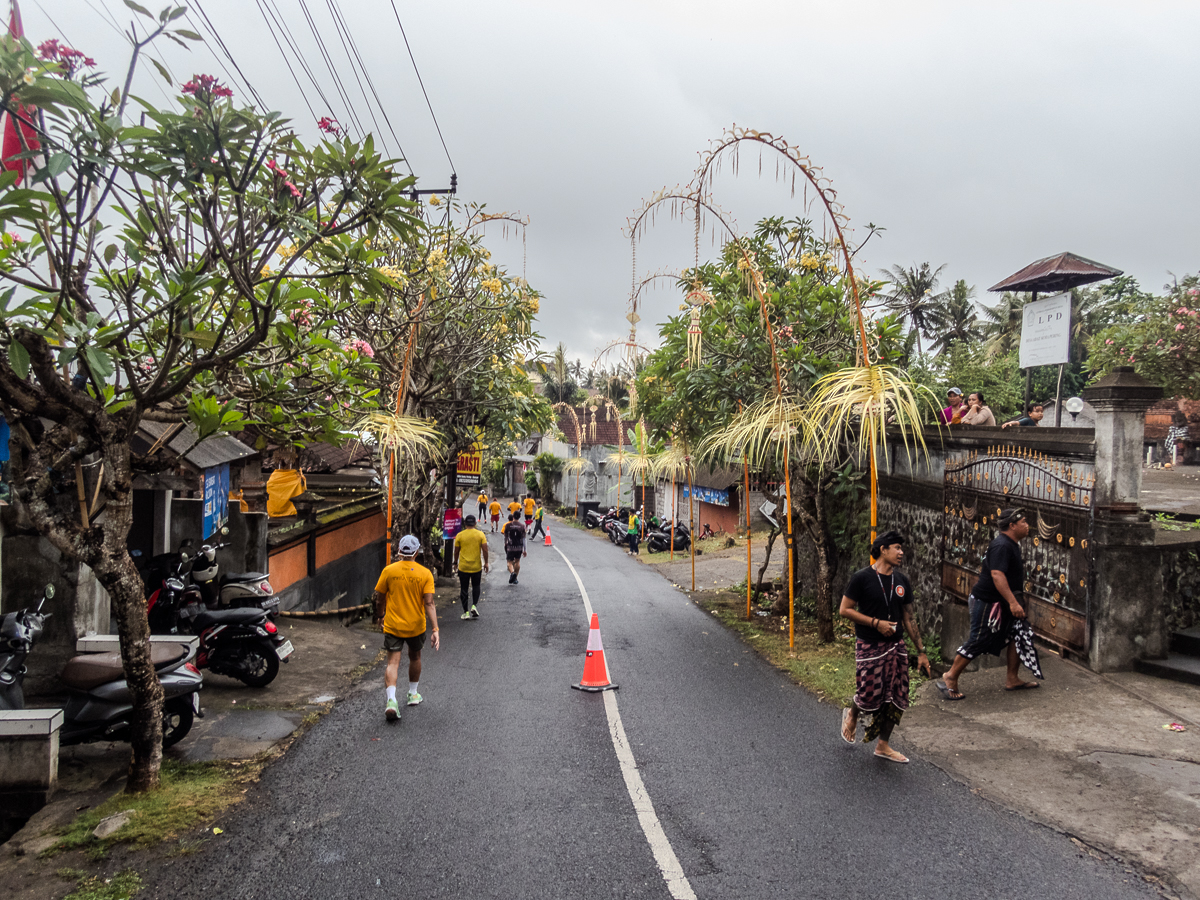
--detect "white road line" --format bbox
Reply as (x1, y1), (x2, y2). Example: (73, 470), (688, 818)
(553, 545), (698, 900)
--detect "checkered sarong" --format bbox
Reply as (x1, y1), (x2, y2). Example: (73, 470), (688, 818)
(853, 638), (910, 713)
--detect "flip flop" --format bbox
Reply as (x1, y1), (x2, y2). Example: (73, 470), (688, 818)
(1004, 681), (1040, 691)
(874, 749), (909, 764)
(935, 681), (965, 701)
(840, 707), (856, 744)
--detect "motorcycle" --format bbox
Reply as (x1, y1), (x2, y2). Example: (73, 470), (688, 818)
(647, 521), (691, 553)
(188, 539), (278, 616)
(0, 584), (202, 748)
(145, 551), (292, 688)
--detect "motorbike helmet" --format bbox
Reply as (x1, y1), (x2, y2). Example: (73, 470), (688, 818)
(191, 546), (218, 582)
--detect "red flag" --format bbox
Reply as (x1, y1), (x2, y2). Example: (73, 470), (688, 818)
(2, 1), (41, 181)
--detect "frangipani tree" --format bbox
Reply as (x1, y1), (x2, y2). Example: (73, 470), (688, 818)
(0, 21), (418, 790)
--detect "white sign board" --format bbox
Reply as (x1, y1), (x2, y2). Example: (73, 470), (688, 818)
(1018, 292), (1072, 368)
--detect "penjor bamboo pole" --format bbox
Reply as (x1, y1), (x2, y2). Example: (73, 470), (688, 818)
(745, 446), (751, 620)
(387, 294), (426, 564)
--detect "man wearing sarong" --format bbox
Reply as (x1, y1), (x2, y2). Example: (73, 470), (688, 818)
(838, 531), (931, 763)
(938, 508), (1042, 699)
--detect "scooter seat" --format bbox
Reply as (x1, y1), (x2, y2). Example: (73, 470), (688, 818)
(194, 608), (264, 629)
(60, 644), (188, 690)
(220, 571), (267, 584)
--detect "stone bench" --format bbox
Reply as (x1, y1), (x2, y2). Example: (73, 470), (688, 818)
(0, 709), (64, 822)
(76, 634), (198, 653)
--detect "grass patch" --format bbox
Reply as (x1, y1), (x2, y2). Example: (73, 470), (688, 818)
(57, 868), (143, 900)
(348, 648), (387, 684)
(49, 758), (264, 857)
(695, 589), (938, 704)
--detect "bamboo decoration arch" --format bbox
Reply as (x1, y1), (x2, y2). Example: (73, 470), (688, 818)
(553, 402), (589, 517)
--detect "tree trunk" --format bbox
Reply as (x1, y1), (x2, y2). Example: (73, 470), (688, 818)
(753, 526), (780, 601)
(91, 441), (164, 793)
(812, 476), (836, 643)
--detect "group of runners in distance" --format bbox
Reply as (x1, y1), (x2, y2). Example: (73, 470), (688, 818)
(371, 488), (544, 722)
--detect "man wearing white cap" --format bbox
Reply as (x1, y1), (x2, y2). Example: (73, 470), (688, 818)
(373, 535), (440, 722)
(939, 387), (965, 425)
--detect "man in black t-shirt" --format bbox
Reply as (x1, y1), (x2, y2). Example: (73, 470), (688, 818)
(837, 530), (931, 764)
(503, 513), (528, 585)
(938, 508), (1040, 699)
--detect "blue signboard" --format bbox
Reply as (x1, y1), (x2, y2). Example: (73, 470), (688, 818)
(682, 484), (730, 507)
(203, 463), (230, 538)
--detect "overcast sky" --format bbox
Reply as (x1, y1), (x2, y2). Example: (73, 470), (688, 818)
(31, 1), (1200, 365)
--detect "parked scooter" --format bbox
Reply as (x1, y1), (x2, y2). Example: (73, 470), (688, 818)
(0, 584), (202, 747)
(647, 521), (691, 553)
(188, 539), (278, 616)
(145, 552), (292, 688)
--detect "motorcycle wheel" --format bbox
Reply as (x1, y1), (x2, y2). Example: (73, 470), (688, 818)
(237, 644), (280, 688)
(162, 697), (195, 748)
(586, 520), (596, 529)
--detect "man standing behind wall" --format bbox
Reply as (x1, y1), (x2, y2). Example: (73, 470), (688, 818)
(373, 535), (440, 722)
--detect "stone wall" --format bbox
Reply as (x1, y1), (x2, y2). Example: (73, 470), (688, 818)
(1162, 539), (1200, 633)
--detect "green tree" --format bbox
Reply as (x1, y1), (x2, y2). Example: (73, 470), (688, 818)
(882, 262), (947, 357)
(927, 279), (980, 353)
(338, 201), (552, 549)
(636, 217), (912, 640)
(1087, 274), (1200, 397)
(532, 450), (564, 499)
(0, 19), (416, 790)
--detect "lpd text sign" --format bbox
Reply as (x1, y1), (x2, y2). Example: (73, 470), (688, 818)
(1018, 292), (1072, 368)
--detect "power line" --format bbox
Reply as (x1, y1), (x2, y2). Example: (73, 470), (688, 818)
(261, 0), (350, 131)
(388, 0), (456, 175)
(296, 0), (367, 137)
(326, 0), (410, 171)
(321, 0), (390, 156)
(191, 0), (268, 110)
(184, 11), (260, 106)
(326, 0), (412, 171)
(251, 0), (322, 123)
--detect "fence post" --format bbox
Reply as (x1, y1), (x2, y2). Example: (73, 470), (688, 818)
(1082, 366), (1165, 671)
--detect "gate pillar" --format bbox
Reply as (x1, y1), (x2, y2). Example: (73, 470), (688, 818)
(1083, 367), (1164, 671)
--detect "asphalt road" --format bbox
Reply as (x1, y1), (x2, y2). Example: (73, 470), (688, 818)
(145, 520), (1160, 900)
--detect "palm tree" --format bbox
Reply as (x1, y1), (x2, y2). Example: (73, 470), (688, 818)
(928, 279), (981, 353)
(541, 342), (579, 403)
(882, 262), (947, 357)
(979, 291), (1028, 359)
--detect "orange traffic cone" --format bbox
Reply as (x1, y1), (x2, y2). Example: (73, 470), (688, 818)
(572, 613), (618, 692)
(544, 530), (552, 546)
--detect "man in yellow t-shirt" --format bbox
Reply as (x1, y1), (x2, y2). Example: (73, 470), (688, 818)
(523, 495), (536, 527)
(477, 491), (488, 520)
(507, 498), (521, 518)
(488, 498), (502, 532)
(453, 515), (489, 621)
(373, 534), (439, 722)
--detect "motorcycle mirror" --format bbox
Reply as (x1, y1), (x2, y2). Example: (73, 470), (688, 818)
(44, 583), (55, 600)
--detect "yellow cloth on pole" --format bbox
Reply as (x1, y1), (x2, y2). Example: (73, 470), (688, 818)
(266, 469), (306, 517)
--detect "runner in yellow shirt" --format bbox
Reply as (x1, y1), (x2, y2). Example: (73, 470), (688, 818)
(488, 498), (502, 532)
(523, 495), (536, 527)
(507, 498), (521, 517)
(452, 515), (489, 620)
(373, 534), (439, 722)
(477, 491), (488, 520)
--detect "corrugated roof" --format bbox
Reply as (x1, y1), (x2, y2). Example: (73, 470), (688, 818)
(140, 421), (257, 470)
(988, 252), (1122, 293)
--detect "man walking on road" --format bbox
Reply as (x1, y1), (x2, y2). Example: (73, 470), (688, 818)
(523, 494), (536, 528)
(938, 508), (1042, 699)
(477, 490), (488, 521)
(508, 497), (521, 518)
(503, 512), (528, 584)
(529, 500), (546, 541)
(488, 497), (502, 532)
(453, 514), (488, 620)
(838, 531), (931, 763)
(373, 535), (440, 722)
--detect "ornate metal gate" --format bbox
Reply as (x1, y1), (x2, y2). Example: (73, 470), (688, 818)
(942, 445), (1095, 656)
